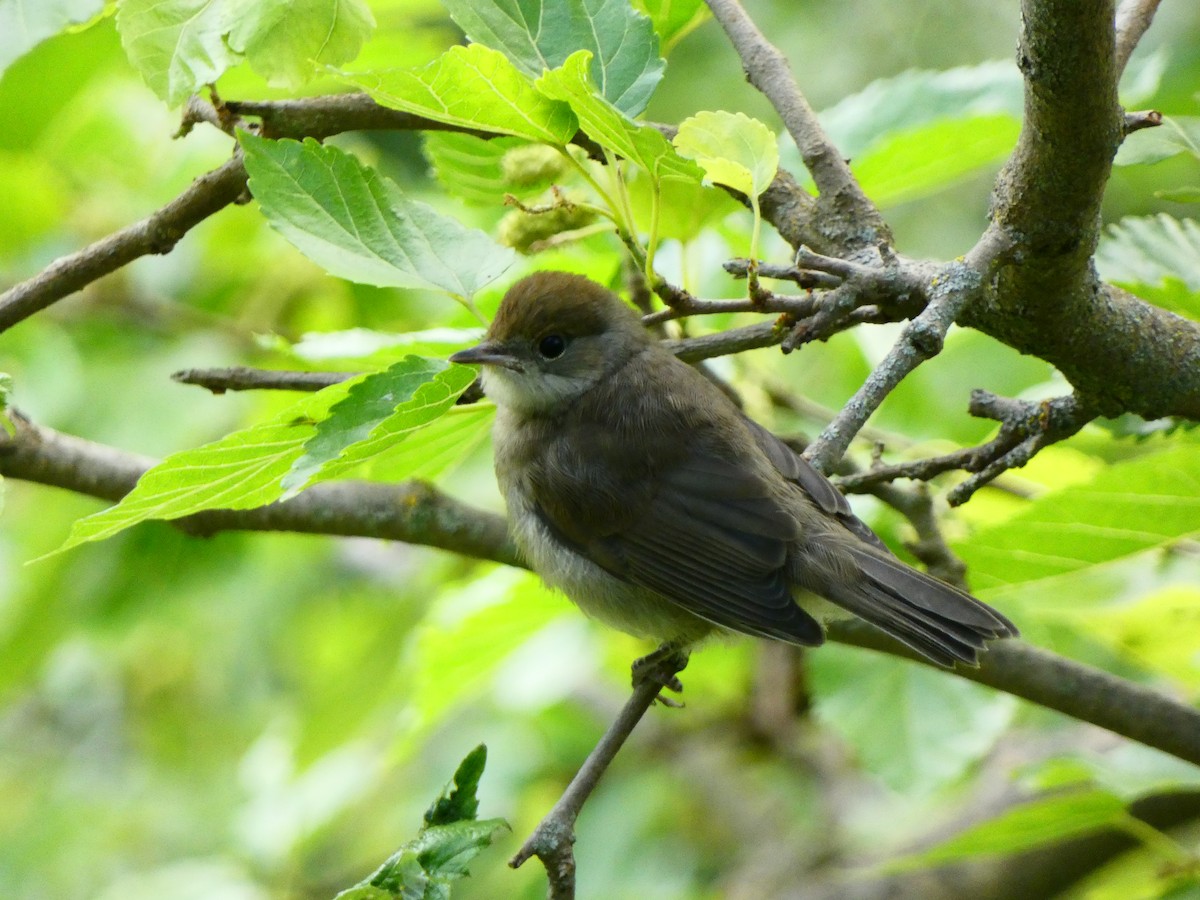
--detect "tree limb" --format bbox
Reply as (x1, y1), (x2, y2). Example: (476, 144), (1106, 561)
(1114, 0), (1163, 77)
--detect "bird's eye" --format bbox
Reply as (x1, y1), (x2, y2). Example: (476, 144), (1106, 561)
(537, 334), (567, 359)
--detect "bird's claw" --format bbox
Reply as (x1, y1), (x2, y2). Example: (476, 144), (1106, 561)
(631, 644), (689, 706)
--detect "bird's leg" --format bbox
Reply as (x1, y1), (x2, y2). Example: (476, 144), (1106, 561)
(631, 643), (690, 705)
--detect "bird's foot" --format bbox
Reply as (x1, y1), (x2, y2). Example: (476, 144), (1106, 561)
(631, 644), (690, 706)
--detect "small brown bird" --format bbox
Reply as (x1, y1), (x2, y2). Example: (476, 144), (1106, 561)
(451, 272), (1016, 668)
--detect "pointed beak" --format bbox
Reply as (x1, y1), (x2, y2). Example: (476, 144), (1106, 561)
(449, 340), (525, 372)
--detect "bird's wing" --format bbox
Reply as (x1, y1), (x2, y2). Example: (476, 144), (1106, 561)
(529, 424), (825, 646)
(743, 418), (890, 552)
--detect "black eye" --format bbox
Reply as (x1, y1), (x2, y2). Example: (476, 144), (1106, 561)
(537, 334), (567, 359)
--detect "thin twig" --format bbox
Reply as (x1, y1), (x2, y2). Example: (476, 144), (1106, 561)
(1114, 0), (1163, 78)
(509, 652), (689, 897)
(172, 367), (355, 394)
(803, 259), (982, 474)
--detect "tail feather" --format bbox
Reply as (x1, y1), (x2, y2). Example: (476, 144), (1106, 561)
(812, 545), (1017, 667)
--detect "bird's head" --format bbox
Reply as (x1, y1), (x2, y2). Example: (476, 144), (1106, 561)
(450, 272), (651, 415)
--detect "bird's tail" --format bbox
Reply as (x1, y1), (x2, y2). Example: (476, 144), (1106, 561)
(809, 545), (1017, 667)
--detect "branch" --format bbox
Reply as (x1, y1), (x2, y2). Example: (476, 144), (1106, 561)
(0, 156), (249, 335)
(172, 367), (355, 393)
(1114, 0), (1163, 77)
(836, 390), (1099, 506)
(0, 411), (518, 567)
(701, 0), (890, 249)
(509, 652), (689, 897)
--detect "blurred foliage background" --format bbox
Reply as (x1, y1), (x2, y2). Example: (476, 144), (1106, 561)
(3, 1), (1200, 898)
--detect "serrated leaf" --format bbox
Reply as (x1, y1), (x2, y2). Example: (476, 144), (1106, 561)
(281, 357), (475, 495)
(1115, 116), (1200, 166)
(442, 0), (664, 117)
(344, 43), (577, 144)
(409, 819), (509, 877)
(887, 791), (1128, 870)
(1097, 215), (1200, 290)
(536, 51), (701, 183)
(240, 132), (514, 301)
(811, 646), (1016, 792)
(116, 0), (242, 106)
(425, 744), (486, 826)
(424, 133), (515, 206)
(673, 110), (778, 198)
(51, 374), (365, 555)
(955, 446), (1200, 592)
(0, 0), (104, 76)
(852, 113), (1019, 207)
(227, 0), (374, 89)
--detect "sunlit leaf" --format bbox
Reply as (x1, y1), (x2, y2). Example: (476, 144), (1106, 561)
(227, 0), (374, 89)
(344, 43), (577, 143)
(673, 110), (778, 197)
(240, 132), (515, 300)
(51, 375), (365, 555)
(955, 445), (1200, 591)
(442, 0), (665, 116)
(358, 403), (494, 483)
(281, 358), (476, 496)
(852, 114), (1019, 207)
(536, 51), (701, 182)
(0, 0), (104, 76)
(116, 0), (241, 106)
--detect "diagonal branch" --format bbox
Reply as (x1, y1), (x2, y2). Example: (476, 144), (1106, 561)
(702, 0), (890, 249)
(0, 156), (249, 335)
(1114, 0), (1163, 77)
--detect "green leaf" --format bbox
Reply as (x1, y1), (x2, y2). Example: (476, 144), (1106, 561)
(116, 0), (242, 106)
(1115, 116), (1200, 167)
(888, 790), (1128, 870)
(955, 445), (1200, 592)
(811, 646), (1016, 792)
(816, 62), (1023, 160)
(344, 43), (577, 144)
(1097, 215), (1200, 290)
(424, 744), (486, 826)
(358, 403), (494, 484)
(239, 133), (514, 301)
(852, 114), (1019, 207)
(632, 0), (709, 51)
(536, 51), (701, 183)
(51, 374), (365, 556)
(287, 327), (485, 364)
(227, 0), (374, 89)
(282, 357), (476, 495)
(442, 0), (665, 117)
(0, 0), (104, 77)
(673, 110), (778, 197)
(424, 133), (515, 206)
(337, 746), (507, 898)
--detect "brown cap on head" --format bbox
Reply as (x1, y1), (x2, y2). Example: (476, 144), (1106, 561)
(487, 272), (644, 343)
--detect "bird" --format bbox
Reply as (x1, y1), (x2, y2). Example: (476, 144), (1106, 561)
(449, 271), (1017, 676)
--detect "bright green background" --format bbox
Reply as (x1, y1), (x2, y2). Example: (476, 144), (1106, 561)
(3, 1), (1200, 898)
